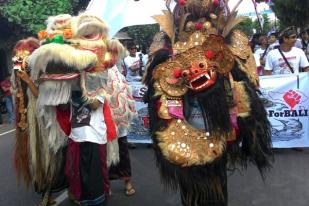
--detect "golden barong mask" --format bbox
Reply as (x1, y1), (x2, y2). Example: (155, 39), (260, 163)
(151, 34), (239, 166)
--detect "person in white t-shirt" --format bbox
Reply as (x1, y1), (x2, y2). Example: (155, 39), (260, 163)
(264, 27), (309, 75)
(124, 43), (144, 82)
(66, 90), (116, 206)
(299, 28), (309, 60)
(254, 35), (270, 75)
(268, 32), (279, 51)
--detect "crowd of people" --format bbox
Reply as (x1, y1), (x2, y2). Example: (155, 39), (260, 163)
(4, 5), (309, 206)
(253, 26), (309, 76)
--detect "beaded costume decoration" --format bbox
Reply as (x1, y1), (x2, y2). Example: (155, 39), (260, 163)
(145, 0), (273, 205)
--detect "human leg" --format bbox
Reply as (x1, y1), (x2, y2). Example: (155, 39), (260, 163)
(79, 142), (106, 206)
(4, 96), (14, 124)
(108, 136), (135, 196)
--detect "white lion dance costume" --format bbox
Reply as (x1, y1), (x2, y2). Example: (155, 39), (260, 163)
(144, 1), (273, 206)
(13, 13), (135, 206)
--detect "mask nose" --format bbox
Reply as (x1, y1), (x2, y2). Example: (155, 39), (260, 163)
(189, 62), (205, 74)
(189, 67), (200, 74)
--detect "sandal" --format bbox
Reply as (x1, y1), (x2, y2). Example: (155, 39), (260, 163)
(68, 191), (80, 206)
(125, 186), (136, 196)
(48, 196), (56, 205)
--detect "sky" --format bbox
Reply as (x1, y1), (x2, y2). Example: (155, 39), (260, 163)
(86, 0), (274, 37)
(229, 0), (270, 15)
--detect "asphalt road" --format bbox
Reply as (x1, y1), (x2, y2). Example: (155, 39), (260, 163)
(1, 124), (309, 206)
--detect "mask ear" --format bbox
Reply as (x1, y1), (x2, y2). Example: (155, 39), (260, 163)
(203, 35), (235, 75)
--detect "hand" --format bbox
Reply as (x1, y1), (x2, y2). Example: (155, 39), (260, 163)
(130, 62), (140, 70)
(88, 99), (101, 110)
(16, 71), (31, 84)
(259, 59), (265, 66)
(139, 59), (143, 67)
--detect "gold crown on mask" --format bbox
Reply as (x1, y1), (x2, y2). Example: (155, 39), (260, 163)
(152, 0), (246, 54)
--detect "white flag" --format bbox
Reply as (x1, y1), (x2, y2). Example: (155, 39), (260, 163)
(86, 0), (167, 37)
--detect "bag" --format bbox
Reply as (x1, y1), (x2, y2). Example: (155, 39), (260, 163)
(277, 48), (294, 73)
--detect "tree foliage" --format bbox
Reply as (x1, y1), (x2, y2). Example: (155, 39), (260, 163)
(235, 17), (254, 37)
(0, 0), (90, 35)
(261, 14), (271, 34)
(125, 24), (160, 49)
(1, 0), (71, 34)
(270, 0), (309, 29)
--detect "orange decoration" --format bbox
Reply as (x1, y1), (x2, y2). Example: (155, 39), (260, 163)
(38, 30), (47, 40)
(63, 29), (73, 39)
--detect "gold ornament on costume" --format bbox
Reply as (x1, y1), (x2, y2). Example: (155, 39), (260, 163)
(233, 81), (251, 117)
(156, 119), (225, 167)
(149, 0), (264, 167)
(228, 30), (259, 87)
(228, 30), (251, 60)
(12, 50), (30, 72)
(153, 60), (188, 97)
(158, 95), (173, 120)
(174, 32), (206, 54)
(13, 50), (32, 130)
(152, 10), (175, 41)
(202, 35), (235, 75)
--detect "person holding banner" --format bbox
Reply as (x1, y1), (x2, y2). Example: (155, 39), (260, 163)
(264, 27), (309, 75)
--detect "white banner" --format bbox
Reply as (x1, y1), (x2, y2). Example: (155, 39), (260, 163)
(124, 73), (309, 146)
(127, 81), (152, 143)
(86, 0), (167, 37)
(260, 73), (309, 148)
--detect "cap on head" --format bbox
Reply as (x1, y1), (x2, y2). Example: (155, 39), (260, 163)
(278, 26), (297, 43)
(279, 26), (297, 39)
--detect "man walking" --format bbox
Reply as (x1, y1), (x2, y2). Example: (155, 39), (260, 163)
(265, 27), (309, 75)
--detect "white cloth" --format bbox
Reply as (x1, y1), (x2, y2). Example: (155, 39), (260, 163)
(142, 54), (148, 66)
(268, 41), (279, 50)
(254, 47), (270, 67)
(85, 0), (167, 37)
(107, 66), (136, 137)
(265, 47), (309, 75)
(187, 99), (205, 130)
(69, 96), (107, 144)
(299, 40), (309, 60)
(295, 39), (302, 49)
(124, 52), (144, 82)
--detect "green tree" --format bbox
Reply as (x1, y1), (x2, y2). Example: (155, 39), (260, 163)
(261, 14), (271, 34)
(0, 0), (89, 35)
(125, 24), (160, 50)
(0, 0), (90, 48)
(270, 0), (309, 29)
(235, 17), (254, 37)
(253, 18), (262, 33)
(0, 0), (72, 34)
